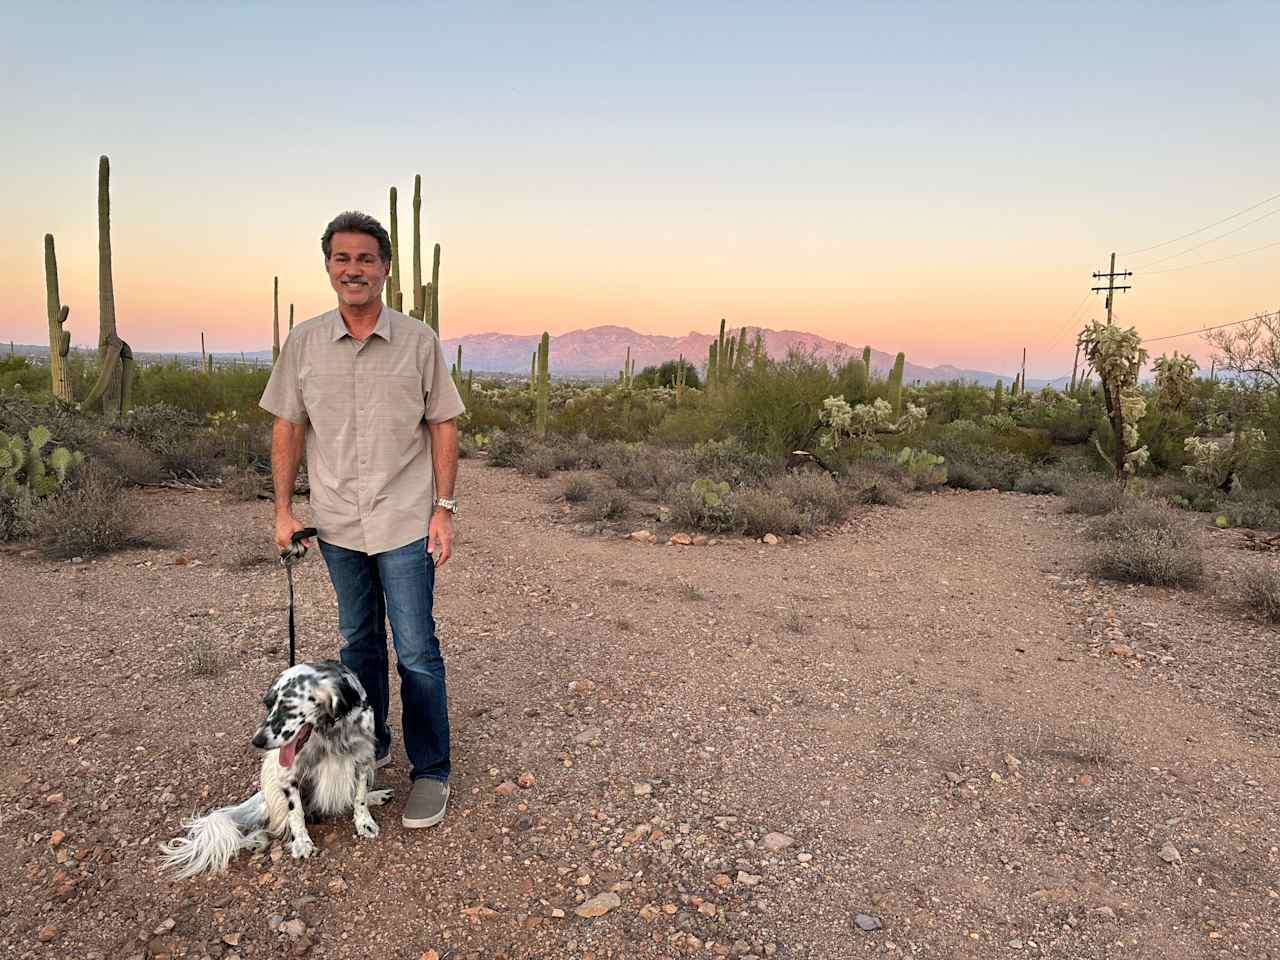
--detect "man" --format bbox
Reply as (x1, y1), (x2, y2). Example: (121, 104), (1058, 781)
(259, 211), (464, 829)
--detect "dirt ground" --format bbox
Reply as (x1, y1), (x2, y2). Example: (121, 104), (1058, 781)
(1, 458), (1278, 960)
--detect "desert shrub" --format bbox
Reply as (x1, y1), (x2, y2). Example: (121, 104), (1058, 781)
(686, 437), (774, 488)
(720, 350), (840, 457)
(31, 465), (139, 558)
(946, 460), (992, 491)
(668, 479), (737, 533)
(1014, 467), (1071, 495)
(844, 460), (909, 506)
(186, 636), (224, 677)
(1086, 503), (1202, 587)
(597, 442), (691, 492)
(583, 486), (629, 522)
(549, 436), (591, 472)
(771, 473), (848, 526)
(733, 488), (808, 537)
(222, 468), (263, 502)
(1088, 500), (1184, 542)
(1062, 475), (1125, 516)
(1220, 491), (1280, 530)
(486, 429), (526, 467)
(119, 403), (229, 479)
(931, 438), (1027, 491)
(1241, 565), (1280, 622)
(561, 474), (594, 503)
(0, 490), (36, 541)
(516, 443), (557, 478)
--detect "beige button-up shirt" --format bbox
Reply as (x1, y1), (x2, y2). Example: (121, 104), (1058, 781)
(259, 306), (466, 555)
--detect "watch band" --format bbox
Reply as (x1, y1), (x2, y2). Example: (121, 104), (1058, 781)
(434, 497), (458, 514)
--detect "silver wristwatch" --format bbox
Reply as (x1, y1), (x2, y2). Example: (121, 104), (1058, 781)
(434, 497), (458, 515)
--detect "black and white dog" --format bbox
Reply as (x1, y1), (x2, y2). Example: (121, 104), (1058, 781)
(160, 661), (390, 878)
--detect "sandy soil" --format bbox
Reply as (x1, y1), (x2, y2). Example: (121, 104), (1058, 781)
(1, 459), (1277, 960)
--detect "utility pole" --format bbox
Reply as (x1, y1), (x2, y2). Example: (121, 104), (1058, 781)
(1091, 252), (1132, 324)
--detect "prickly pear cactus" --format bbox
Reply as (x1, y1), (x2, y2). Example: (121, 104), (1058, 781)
(0, 425), (82, 497)
(896, 446), (947, 488)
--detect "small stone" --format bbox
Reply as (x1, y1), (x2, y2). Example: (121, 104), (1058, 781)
(1109, 643), (1134, 658)
(568, 679), (595, 694)
(638, 903), (660, 921)
(48, 830), (66, 847)
(1078, 774), (1093, 787)
(327, 877), (348, 895)
(279, 919), (306, 938)
(35, 926), (57, 942)
(761, 832), (794, 852)
(853, 913), (882, 932)
(222, 933), (242, 946)
(698, 902), (717, 917)
(691, 535), (708, 546)
(573, 726), (602, 745)
(575, 892), (621, 918)
(1158, 842), (1182, 865)
(1091, 906), (1117, 921)
(495, 781), (517, 797)
(627, 530), (653, 542)
(736, 871), (762, 886)
(1009, 939), (1024, 949)
(1003, 754), (1021, 772)
(45, 792), (65, 804)
(670, 533), (693, 546)
(762, 533), (780, 545)
(633, 782), (652, 797)
(517, 772), (536, 789)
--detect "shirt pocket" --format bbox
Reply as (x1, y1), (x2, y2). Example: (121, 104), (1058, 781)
(369, 374), (426, 437)
(300, 373), (353, 438)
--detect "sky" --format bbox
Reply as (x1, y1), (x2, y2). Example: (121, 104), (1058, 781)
(3, 2), (1278, 379)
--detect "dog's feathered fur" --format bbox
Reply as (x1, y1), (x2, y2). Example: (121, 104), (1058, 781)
(160, 660), (390, 878)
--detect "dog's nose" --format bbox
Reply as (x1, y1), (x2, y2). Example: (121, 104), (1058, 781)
(251, 731), (269, 750)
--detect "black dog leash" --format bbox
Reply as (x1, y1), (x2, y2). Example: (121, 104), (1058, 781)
(279, 528), (318, 668)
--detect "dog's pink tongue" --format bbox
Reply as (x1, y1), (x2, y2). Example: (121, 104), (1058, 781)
(279, 739), (298, 769)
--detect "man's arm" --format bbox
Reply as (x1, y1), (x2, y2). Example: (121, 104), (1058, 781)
(271, 417), (310, 549)
(426, 417), (459, 567)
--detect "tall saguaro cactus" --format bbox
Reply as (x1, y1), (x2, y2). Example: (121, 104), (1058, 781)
(535, 332), (550, 437)
(412, 175), (424, 319)
(272, 276), (280, 364)
(83, 155), (134, 419)
(862, 345), (872, 373)
(888, 352), (906, 417)
(429, 244), (441, 333)
(387, 186), (401, 309)
(43, 234), (72, 402)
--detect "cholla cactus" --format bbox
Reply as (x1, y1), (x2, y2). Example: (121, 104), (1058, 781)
(1079, 321), (1149, 482)
(818, 395), (854, 447)
(1183, 428), (1266, 490)
(850, 397), (894, 441)
(1153, 352), (1198, 411)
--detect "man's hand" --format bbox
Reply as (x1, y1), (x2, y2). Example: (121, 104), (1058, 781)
(275, 511), (312, 552)
(427, 508), (454, 568)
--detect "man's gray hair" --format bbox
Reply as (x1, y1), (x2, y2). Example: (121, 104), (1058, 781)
(321, 211), (392, 264)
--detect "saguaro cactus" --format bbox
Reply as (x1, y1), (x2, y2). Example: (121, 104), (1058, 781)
(387, 186), (401, 309)
(862, 345), (872, 374)
(430, 244), (441, 333)
(289, 303), (294, 333)
(412, 174), (424, 319)
(888, 352), (906, 417)
(529, 350), (537, 398)
(992, 379), (1004, 413)
(535, 332), (550, 437)
(84, 155), (134, 419)
(43, 234), (72, 402)
(272, 276), (280, 364)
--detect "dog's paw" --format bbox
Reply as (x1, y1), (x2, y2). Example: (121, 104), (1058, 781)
(244, 830), (270, 853)
(367, 788), (393, 807)
(354, 811), (380, 839)
(289, 835), (317, 860)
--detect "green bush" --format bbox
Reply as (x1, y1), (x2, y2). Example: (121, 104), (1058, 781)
(516, 443), (557, 478)
(561, 474), (594, 503)
(1014, 467), (1071, 495)
(1221, 491), (1280, 530)
(719, 350), (838, 458)
(686, 437), (774, 487)
(583, 486), (629, 522)
(668, 478), (736, 533)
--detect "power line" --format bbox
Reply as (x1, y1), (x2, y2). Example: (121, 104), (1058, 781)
(1141, 312), (1271, 344)
(1134, 205), (1280, 269)
(1091, 252), (1131, 324)
(1123, 189), (1280, 256)
(1140, 238), (1280, 275)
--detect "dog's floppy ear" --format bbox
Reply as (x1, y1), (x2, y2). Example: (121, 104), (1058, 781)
(322, 674), (363, 721)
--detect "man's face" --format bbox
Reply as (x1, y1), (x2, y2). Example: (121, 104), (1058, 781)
(326, 232), (389, 308)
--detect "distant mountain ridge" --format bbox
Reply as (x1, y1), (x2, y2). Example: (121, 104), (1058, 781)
(440, 324), (1030, 386)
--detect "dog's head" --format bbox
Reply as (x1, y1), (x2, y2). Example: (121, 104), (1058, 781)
(251, 661), (366, 768)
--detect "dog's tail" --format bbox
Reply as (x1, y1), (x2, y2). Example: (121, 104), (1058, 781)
(158, 793), (271, 879)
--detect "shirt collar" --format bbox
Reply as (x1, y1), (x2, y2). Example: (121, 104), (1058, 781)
(329, 305), (393, 343)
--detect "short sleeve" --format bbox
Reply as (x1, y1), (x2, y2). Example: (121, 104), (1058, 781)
(423, 335), (467, 424)
(259, 332), (308, 424)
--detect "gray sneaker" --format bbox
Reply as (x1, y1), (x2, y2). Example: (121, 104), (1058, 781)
(402, 778), (449, 829)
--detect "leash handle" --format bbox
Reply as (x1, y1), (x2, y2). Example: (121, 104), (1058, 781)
(281, 528), (317, 668)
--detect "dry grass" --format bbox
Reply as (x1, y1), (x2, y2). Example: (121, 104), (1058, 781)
(561, 474), (595, 503)
(1062, 476), (1125, 516)
(32, 466), (141, 559)
(780, 605), (807, 634)
(583, 487), (629, 522)
(1241, 564), (1280, 623)
(677, 580), (706, 602)
(1086, 501), (1203, 587)
(222, 469), (262, 502)
(734, 488), (807, 538)
(186, 635), (224, 676)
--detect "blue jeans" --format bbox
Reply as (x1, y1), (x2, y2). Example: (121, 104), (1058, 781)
(317, 537), (450, 783)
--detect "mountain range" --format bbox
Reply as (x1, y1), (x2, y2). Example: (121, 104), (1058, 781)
(438, 325), (1034, 387)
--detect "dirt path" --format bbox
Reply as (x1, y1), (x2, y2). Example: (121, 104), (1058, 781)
(1, 461), (1277, 960)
